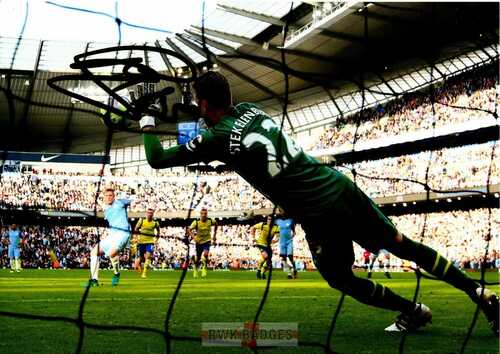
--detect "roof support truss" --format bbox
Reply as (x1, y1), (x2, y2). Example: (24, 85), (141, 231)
(217, 3), (285, 26)
(175, 34), (285, 105)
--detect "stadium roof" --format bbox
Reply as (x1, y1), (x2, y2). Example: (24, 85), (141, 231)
(0, 1), (498, 153)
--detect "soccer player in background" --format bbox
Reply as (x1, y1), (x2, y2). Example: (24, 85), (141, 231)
(363, 249), (372, 277)
(275, 214), (297, 279)
(7, 224), (22, 273)
(379, 249), (392, 279)
(366, 249), (391, 279)
(140, 71), (498, 334)
(134, 208), (160, 278)
(189, 208), (217, 278)
(250, 215), (280, 279)
(88, 188), (132, 287)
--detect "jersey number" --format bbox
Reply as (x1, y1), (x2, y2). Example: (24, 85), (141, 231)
(242, 119), (301, 177)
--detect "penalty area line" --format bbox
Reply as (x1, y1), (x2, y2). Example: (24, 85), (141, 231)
(0, 294), (336, 304)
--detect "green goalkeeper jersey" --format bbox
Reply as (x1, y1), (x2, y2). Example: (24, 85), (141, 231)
(144, 103), (353, 220)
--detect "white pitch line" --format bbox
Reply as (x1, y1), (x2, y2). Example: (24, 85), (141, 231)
(0, 295), (335, 304)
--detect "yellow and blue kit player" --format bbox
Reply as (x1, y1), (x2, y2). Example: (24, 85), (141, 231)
(134, 208), (160, 278)
(189, 208), (217, 278)
(251, 215), (279, 279)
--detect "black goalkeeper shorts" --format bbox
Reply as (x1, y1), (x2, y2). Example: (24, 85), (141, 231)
(302, 180), (399, 279)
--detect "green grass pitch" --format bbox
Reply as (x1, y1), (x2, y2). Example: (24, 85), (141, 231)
(0, 269), (498, 353)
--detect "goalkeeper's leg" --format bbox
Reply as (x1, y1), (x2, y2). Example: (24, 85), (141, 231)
(386, 233), (478, 299)
(382, 233), (498, 334)
(306, 235), (416, 314)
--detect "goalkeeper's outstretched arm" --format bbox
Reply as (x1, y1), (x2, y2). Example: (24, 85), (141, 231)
(141, 115), (217, 169)
(143, 133), (199, 169)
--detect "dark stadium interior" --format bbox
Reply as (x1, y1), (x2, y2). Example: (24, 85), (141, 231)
(0, 2), (498, 152)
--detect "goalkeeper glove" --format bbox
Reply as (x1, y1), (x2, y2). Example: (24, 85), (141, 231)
(140, 115), (155, 130)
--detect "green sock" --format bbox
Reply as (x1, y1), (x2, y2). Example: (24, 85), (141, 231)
(392, 236), (478, 299)
(201, 256), (207, 270)
(337, 275), (415, 313)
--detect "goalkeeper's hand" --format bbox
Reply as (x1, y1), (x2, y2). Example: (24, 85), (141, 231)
(140, 115), (155, 131)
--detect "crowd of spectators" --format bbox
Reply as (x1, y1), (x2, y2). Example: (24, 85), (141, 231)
(311, 63), (498, 151)
(0, 172), (274, 212)
(344, 142), (499, 198)
(1, 209), (498, 270)
(0, 142), (496, 211)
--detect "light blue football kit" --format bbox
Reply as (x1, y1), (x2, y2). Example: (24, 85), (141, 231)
(101, 199), (131, 256)
(8, 229), (21, 259)
(275, 218), (295, 256)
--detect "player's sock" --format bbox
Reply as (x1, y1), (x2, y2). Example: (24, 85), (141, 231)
(281, 258), (289, 272)
(261, 263), (268, 275)
(257, 256), (266, 272)
(391, 235), (477, 299)
(288, 255), (297, 276)
(142, 259), (151, 277)
(339, 275), (415, 313)
(110, 256), (120, 275)
(90, 254), (99, 280)
(201, 256), (208, 277)
(384, 261), (391, 278)
(16, 259), (21, 271)
(193, 257), (199, 277)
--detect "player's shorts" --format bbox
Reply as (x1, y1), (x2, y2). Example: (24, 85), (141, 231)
(100, 231), (131, 257)
(256, 244), (272, 255)
(195, 241), (211, 258)
(138, 243), (154, 256)
(301, 177), (399, 285)
(279, 237), (293, 256)
(8, 245), (20, 259)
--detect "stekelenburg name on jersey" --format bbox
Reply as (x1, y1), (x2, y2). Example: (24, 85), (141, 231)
(229, 108), (261, 155)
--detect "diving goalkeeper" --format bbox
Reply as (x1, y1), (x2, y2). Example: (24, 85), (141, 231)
(139, 71), (498, 334)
